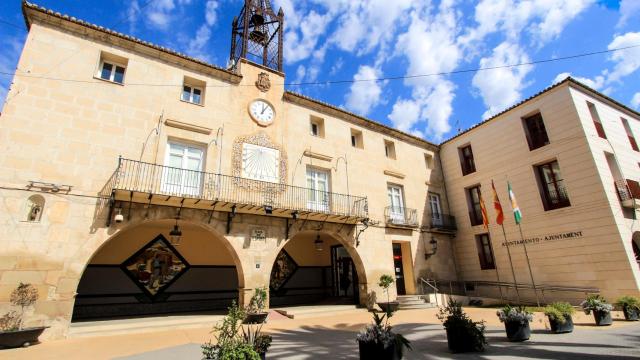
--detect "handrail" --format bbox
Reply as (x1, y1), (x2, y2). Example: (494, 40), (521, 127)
(419, 277), (439, 307)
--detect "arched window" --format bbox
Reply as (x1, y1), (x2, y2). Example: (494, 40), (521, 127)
(25, 195), (45, 222)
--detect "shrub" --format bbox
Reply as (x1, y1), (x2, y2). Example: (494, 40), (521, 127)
(543, 302), (575, 324)
(497, 305), (533, 324)
(202, 302), (261, 360)
(581, 295), (613, 315)
(356, 311), (411, 357)
(247, 287), (268, 314)
(437, 299), (486, 352)
(616, 296), (640, 312)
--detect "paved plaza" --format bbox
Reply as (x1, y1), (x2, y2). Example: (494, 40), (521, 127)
(2, 308), (639, 359)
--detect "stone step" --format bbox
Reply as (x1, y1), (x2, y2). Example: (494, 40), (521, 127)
(397, 299), (427, 306)
(398, 303), (437, 310)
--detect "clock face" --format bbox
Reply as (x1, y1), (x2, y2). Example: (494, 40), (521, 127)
(249, 99), (275, 126)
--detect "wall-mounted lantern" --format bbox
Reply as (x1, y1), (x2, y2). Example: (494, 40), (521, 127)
(169, 218), (182, 246)
(314, 233), (324, 251)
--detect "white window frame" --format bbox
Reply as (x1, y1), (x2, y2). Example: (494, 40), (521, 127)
(387, 184), (405, 223)
(429, 193), (442, 226)
(161, 141), (205, 197)
(182, 84), (203, 105)
(306, 167), (331, 212)
(97, 60), (126, 84)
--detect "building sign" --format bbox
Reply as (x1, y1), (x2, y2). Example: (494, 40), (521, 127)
(501, 231), (583, 247)
(251, 229), (267, 242)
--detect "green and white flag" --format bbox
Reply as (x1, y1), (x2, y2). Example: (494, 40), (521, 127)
(508, 182), (522, 224)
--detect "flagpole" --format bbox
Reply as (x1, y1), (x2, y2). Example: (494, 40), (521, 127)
(499, 224), (520, 304)
(517, 223), (540, 307)
(486, 227), (505, 302)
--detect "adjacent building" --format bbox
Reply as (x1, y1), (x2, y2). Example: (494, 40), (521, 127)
(0, 1), (638, 340)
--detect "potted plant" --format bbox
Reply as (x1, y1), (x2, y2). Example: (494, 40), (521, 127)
(0, 283), (47, 348)
(244, 287), (269, 324)
(615, 296), (640, 321)
(543, 302), (575, 333)
(581, 295), (613, 326)
(376, 274), (399, 314)
(202, 301), (268, 360)
(437, 299), (486, 353)
(496, 305), (532, 342)
(356, 311), (411, 360)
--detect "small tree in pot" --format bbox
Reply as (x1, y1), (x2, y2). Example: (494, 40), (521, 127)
(544, 302), (575, 333)
(376, 275), (399, 314)
(497, 305), (532, 342)
(437, 299), (486, 353)
(581, 295), (613, 326)
(244, 287), (269, 324)
(356, 311), (411, 360)
(0, 283), (47, 348)
(615, 296), (640, 321)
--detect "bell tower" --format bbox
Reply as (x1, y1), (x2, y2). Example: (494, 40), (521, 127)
(230, 0), (284, 73)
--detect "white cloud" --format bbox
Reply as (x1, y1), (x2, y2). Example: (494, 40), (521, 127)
(605, 32), (640, 84)
(632, 93), (640, 109)
(344, 65), (383, 116)
(388, 99), (421, 132)
(147, 0), (177, 29)
(0, 36), (25, 107)
(186, 24), (212, 61)
(283, 10), (332, 63)
(552, 72), (604, 89)
(205, 0), (219, 26)
(472, 41), (533, 119)
(618, 0), (640, 28)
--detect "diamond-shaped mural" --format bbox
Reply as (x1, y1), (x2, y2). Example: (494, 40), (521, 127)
(270, 250), (297, 291)
(121, 235), (189, 299)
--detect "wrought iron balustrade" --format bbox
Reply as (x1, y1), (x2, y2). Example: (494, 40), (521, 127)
(384, 206), (418, 227)
(112, 158), (368, 219)
(429, 213), (457, 232)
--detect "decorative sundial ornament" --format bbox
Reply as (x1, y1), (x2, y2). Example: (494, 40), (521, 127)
(248, 99), (275, 126)
(255, 72), (271, 92)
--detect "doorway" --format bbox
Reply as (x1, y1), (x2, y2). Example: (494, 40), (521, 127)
(331, 245), (359, 303)
(392, 243), (406, 295)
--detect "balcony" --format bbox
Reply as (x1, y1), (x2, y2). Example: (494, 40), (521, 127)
(108, 158), (368, 224)
(384, 206), (418, 228)
(615, 179), (640, 209)
(428, 214), (457, 233)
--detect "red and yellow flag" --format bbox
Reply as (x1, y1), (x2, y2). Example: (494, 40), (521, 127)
(479, 190), (489, 230)
(492, 180), (505, 225)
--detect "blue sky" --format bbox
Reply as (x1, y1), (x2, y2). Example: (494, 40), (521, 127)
(1, 0), (639, 142)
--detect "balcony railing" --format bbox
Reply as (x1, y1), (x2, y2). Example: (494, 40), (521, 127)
(429, 213), (457, 232)
(615, 179), (640, 208)
(384, 206), (418, 227)
(111, 158), (368, 221)
(543, 183), (571, 210)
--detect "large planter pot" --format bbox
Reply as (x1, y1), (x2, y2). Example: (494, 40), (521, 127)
(377, 302), (400, 314)
(259, 352), (266, 360)
(593, 310), (612, 326)
(548, 315), (574, 334)
(504, 320), (530, 342)
(445, 327), (483, 353)
(0, 327), (47, 348)
(622, 306), (640, 321)
(358, 340), (400, 360)
(244, 312), (269, 324)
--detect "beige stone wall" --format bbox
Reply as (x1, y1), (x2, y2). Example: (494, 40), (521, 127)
(0, 16), (455, 339)
(440, 83), (640, 303)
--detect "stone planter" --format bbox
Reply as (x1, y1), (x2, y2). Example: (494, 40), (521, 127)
(358, 340), (401, 360)
(377, 302), (400, 314)
(504, 320), (531, 342)
(0, 327), (47, 348)
(548, 315), (574, 333)
(244, 312), (269, 324)
(622, 306), (639, 321)
(593, 310), (612, 326)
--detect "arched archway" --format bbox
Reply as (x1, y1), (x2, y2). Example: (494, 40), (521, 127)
(267, 230), (367, 307)
(72, 219), (244, 320)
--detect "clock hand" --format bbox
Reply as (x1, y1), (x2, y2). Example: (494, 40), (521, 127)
(261, 104), (267, 114)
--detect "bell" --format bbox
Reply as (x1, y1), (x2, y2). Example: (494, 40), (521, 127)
(250, 30), (266, 44)
(250, 13), (264, 27)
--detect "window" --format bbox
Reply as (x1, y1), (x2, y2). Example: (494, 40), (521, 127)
(429, 193), (442, 226)
(459, 145), (476, 175)
(350, 129), (363, 149)
(310, 116), (325, 138)
(475, 233), (495, 270)
(96, 51), (128, 84)
(387, 184), (405, 222)
(424, 153), (434, 169)
(182, 85), (202, 104)
(25, 195), (45, 222)
(535, 160), (571, 210)
(241, 143), (280, 183)
(587, 102), (606, 139)
(384, 140), (396, 159)
(307, 167), (330, 211)
(162, 142), (204, 196)
(466, 185), (483, 226)
(522, 113), (549, 150)
(622, 118), (639, 152)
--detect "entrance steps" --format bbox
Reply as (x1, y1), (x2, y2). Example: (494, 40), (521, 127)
(68, 313), (226, 338)
(273, 304), (365, 319)
(397, 295), (436, 310)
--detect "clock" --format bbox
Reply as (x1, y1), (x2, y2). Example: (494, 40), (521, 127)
(248, 99), (275, 126)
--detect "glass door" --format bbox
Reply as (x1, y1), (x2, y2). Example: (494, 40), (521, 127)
(307, 167), (330, 212)
(387, 185), (405, 223)
(429, 193), (442, 226)
(392, 243), (406, 295)
(331, 245), (358, 303)
(162, 142), (204, 197)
